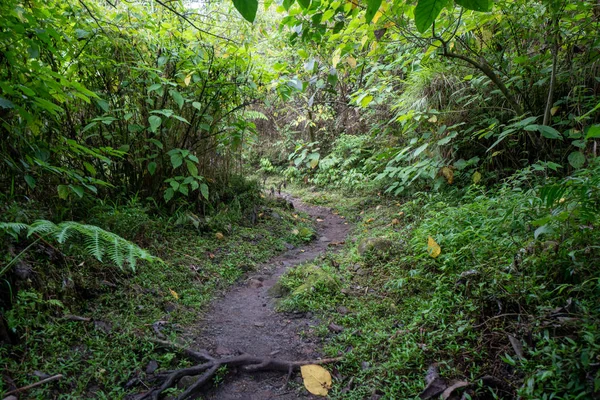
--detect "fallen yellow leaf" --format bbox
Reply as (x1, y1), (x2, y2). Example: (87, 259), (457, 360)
(427, 236), (441, 258)
(440, 167), (453, 184)
(473, 171), (482, 184)
(301, 364), (332, 396)
(391, 218), (400, 225)
(215, 232), (224, 240)
(169, 288), (179, 300)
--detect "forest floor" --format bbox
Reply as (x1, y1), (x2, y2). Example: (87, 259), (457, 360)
(179, 194), (351, 399)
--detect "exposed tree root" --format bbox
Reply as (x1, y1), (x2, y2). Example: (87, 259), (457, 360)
(138, 339), (342, 400)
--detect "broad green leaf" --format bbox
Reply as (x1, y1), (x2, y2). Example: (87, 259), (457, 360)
(415, 0), (447, 33)
(148, 162), (157, 175)
(179, 184), (189, 196)
(70, 185), (84, 198)
(192, 101), (202, 111)
(0, 97), (15, 109)
(585, 125), (600, 139)
(297, 0), (310, 8)
(57, 185), (69, 199)
(233, 0), (258, 22)
(149, 115), (162, 133)
(365, 0), (383, 24)
(200, 183), (209, 200)
(283, 0), (295, 10)
(164, 188), (174, 202)
(169, 89), (184, 109)
(186, 160), (198, 176)
(24, 175), (36, 189)
(413, 143), (429, 158)
(170, 153), (183, 169)
(147, 83), (162, 92)
(539, 125), (562, 139)
(568, 151), (585, 169)
(454, 0), (492, 12)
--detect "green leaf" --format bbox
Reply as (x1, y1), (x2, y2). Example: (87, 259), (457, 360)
(24, 175), (36, 189)
(149, 115), (162, 133)
(170, 153), (183, 169)
(200, 183), (209, 200)
(568, 151), (585, 169)
(454, 0), (492, 12)
(0, 97), (15, 109)
(57, 185), (69, 199)
(233, 0), (258, 22)
(169, 89), (184, 109)
(186, 160), (198, 176)
(360, 95), (373, 107)
(179, 184), (189, 196)
(70, 185), (84, 198)
(415, 0), (447, 33)
(148, 162), (157, 175)
(297, 0), (310, 8)
(283, 0), (295, 10)
(538, 125), (562, 139)
(148, 83), (162, 92)
(164, 188), (174, 202)
(365, 0), (382, 24)
(585, 125), (600, 139)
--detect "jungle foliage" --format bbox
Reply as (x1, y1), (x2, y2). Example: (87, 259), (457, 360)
(1, 0), (599, 398)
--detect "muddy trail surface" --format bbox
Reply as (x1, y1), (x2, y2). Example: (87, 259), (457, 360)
(194, 194), (351, 399)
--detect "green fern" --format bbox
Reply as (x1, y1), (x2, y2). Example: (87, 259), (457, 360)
(0, 220), (157, 272)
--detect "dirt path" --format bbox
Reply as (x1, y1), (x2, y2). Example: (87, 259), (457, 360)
(193, 194), (351, 399)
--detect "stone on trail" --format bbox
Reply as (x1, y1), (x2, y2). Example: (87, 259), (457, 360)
(357, 237), (394, 257)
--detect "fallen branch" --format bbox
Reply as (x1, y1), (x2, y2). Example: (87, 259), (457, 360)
(3, 374), (63, 396)
(138, 341), (342, 400)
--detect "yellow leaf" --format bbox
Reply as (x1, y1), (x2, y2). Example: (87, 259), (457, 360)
(301, 364), (332, 396)
(332, 48), (341, 68)
(391, 218), (400, 225)
(184, 74), (192, 86)
(372, 11), (383, 23)
(551, 106), (559, 116)
(428, 115), (438, 123)
(440, 167), (453, 184)
(215, 232), (224, 240)
(365, 218), (374, 224)
(473, 171), (482, 184)
(169, 288), (179, 300)
(347, 56), (357, 68)
(427, 236), (441, 258)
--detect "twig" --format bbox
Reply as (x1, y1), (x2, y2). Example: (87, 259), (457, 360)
(4, 374), (63, 396)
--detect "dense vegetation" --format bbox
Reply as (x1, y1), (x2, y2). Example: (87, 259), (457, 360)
(1, 0), (599, 398)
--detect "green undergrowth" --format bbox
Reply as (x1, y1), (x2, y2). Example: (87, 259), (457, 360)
(0, 195), (313, 398)
(277, 178), (600, 399)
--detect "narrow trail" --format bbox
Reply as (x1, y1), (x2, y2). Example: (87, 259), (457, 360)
(193, 194), (351, 399)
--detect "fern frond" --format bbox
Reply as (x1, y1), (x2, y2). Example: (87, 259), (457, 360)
(55, 222), (76, 244)
(27, 220), (58, 238)
(0, 222), (29, 239)
(1, 219), (157, 271)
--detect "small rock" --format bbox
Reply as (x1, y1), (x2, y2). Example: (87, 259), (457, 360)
(145, 360), (159, 374)
(267, 282), (289, 298)
(248, 279), (263, 288)
(164, 302), (176, 313)
(320, 236), (331, 242)
(337, 306), (350, 315)
(271, 211), (282, 220)
(361, 361), (370, 370)
(284, 243), (295, 250)
(4, 396), (18, 400)
(177, 375), (200, 390)
(352, 263), (361, 271)
(357, 237), (394, 257)
(93, 320), (112, 334)
(254, 322), (265, 327)
(328, 323), (344, 333)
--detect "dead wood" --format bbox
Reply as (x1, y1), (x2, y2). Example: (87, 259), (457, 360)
(3, 374), (63, 396)
(138, 340), (342, 400)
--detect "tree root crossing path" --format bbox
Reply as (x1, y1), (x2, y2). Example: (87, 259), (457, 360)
(141, 194), (352, 400)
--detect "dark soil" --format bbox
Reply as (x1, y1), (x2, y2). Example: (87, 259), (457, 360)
(191, 194), (351, 399)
